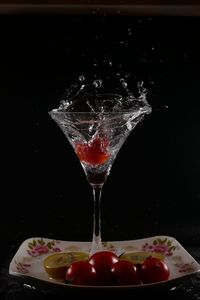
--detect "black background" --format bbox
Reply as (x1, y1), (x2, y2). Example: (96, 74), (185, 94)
(1, 14), (200, 298)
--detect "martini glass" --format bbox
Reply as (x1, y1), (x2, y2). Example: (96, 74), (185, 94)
(49, 108), (151, 254)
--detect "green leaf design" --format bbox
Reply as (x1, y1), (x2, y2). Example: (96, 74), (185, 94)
(28, 243), (33, 249)
(157, 238), (167, 245)
(167, 240), (172, 246)
(47, 242), (53, 249)
(37, 239), (45, 245)
(170, 246), (177, 251)
(153, 240), (157, 245)
(32, 239), (37, 246)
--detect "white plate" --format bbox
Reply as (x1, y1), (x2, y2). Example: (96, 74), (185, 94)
(9, 235), (200, 291)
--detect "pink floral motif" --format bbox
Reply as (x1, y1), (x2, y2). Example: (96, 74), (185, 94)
(142, 238), (177, 256)
(27, 245), (49, 257)
(15, 261), (31, 274)
(27, 239), (61, 257)
(175, 262), (195, 273)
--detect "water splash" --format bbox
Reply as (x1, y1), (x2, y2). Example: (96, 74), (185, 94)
(55, 76), (151, 115)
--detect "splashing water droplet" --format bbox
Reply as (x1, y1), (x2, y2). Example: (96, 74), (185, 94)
(125, 73), (130, 78)
(120, 78), (128, 89)
(79, 75), (85, 82)
(137, 81), (147, 96)
(93, 79), (103, 88)
(128, 28), (132, 36)
(93, 59), (98, 67)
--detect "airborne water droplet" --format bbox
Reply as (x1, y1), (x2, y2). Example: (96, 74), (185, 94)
(93, 79), (103, 88)
(137, 81), (147, 95)
(79, 75), (85, 82)
(128, 28), (132, 36)
(120, 78), (127, 88)
(125, 73), (130, 78)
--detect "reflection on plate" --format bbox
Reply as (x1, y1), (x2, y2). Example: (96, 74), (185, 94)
(9, 235), (200, 291)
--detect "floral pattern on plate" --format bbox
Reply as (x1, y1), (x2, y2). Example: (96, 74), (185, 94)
(9, 235), (200, 289)
(27, 238), (61, 257)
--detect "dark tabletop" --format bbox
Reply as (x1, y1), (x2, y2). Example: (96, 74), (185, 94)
(1, 13), (200, 299)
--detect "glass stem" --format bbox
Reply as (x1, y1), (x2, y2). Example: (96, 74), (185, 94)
(90, 185), (103, 255)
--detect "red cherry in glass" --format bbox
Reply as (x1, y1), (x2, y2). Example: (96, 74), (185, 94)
(76, 137), (110, 166)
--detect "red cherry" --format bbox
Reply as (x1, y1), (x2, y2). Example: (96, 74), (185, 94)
(140, 257), (170, 284)
(111, 260), (141, 285)
(75, 137), (110, 166)
(89, 251), (119, 284)
(65, 261), (98, 285)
